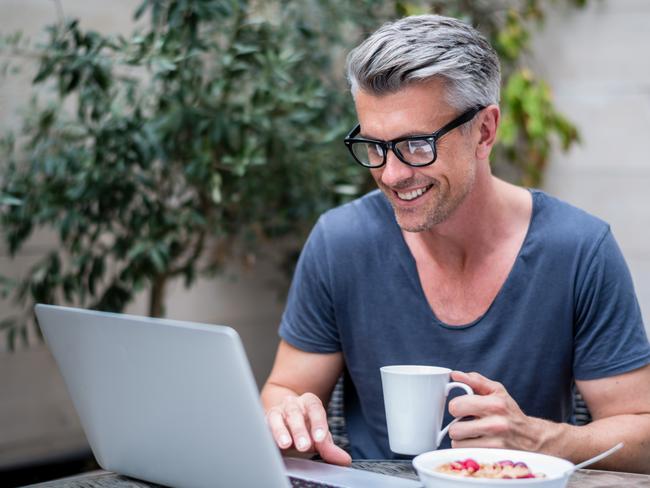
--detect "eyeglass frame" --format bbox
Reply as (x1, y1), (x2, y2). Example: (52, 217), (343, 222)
(343, 105), (486, 168)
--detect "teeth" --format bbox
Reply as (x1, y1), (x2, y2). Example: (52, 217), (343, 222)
(397, 185), (430, 201)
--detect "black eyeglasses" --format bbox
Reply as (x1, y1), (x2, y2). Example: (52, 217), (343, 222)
(343, 106), (485, 168)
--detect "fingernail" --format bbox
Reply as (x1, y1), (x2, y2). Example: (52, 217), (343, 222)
(279, 434), (291, 447)
(297, 436), (309, 450)
(314, 428), (325, 442)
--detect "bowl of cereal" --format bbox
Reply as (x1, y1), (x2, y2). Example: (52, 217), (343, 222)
(412, 448), (575, 488)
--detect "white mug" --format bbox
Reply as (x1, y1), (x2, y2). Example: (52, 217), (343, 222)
(380, 365), (473, 455)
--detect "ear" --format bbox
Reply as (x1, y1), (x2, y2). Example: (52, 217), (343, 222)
(475, 105), (500, 160)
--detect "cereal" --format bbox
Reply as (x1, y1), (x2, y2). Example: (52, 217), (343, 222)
(436, 458), (546, 479)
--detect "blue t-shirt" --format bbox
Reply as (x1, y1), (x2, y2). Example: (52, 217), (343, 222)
(279, 189), (650, 459)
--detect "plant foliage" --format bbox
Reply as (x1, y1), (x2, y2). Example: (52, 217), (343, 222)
(0, 0), (584, 349)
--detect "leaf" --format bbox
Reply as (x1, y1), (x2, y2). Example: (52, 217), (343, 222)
(88, 256), (105, 295)
(93, 282), (132, 312)
(233, 42), (259, 56)
(152, 58), (177, 74)
(210, 172), (223, 204)
(134, 0), (149, 21)
(33, 59), (55, 84)
(126, 242), (147, 261)
(497, 111), (518, 147)
(62, 276), (77, 302)
(149, 247), (166, 273)
(92, 65), (111, 91)
(0, 195), (23, 206)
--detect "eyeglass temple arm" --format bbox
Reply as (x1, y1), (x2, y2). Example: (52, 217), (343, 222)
(432, 106), (485, 140)
(345, 124), (361, 141)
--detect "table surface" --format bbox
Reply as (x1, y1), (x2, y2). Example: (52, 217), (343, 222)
(24, 460), (650, 488)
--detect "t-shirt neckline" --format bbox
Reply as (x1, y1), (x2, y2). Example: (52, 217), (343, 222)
(385, 188), (540, 329)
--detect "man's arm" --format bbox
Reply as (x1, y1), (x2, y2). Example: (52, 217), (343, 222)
(566, 364), (650, 472)
(261, 340), (351, 466)
(448, 364), (650, 473)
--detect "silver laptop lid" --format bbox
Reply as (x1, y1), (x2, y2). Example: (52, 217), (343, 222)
(35, 304), (289, 488)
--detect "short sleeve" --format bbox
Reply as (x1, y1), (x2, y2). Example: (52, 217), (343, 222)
(279, 218), (341, 353)
(573, 228), (650, 380)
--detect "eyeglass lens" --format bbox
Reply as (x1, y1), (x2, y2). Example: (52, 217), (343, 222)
(350, 139), (435, 167)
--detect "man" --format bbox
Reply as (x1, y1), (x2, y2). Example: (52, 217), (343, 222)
(261, 15), (650, 473)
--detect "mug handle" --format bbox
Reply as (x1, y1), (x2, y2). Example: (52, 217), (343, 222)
(437, 382), (474, 447)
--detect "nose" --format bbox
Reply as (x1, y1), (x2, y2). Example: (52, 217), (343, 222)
(379, 150), (415, 187)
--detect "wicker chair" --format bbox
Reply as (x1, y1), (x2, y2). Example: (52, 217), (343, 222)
(327, 377), (351, 452)
(573, 391), (593, 426)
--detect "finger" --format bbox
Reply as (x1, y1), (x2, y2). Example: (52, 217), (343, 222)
(266, 408), (293, 449)
(451, 370), (504, 396)
(283, 400), (313, 452)
(449, 391), (508, 419)
(316, 432), (352, 466)
(451, 436), (506, 449)
(301, 393), (329, 444)
(449, 415), (509, 441)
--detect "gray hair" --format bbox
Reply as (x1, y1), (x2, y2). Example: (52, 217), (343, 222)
(346, 15), (501, 110)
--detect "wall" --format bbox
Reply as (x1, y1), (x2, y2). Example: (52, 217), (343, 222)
(534, 0), (650, 328)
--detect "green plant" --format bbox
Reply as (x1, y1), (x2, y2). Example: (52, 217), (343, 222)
(0, 0), (584, 349)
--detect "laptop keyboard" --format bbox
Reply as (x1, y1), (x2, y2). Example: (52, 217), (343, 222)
(287, 459), (419, 487)
(350, 460), (419, 480)
(289, 476), (343, 488)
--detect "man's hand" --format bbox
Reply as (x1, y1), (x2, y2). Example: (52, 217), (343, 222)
(448, 371), (544, 452)
(265, 392), (352, 466)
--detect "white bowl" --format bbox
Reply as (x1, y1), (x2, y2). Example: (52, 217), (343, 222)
(413, 448), (575, 488)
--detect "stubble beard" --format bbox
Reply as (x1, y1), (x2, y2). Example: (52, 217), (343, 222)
(382, 166), (477, 233)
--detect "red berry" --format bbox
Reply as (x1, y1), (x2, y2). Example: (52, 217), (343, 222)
(464, 459), (480, 472)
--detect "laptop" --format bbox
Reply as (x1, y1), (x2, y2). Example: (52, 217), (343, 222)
(35, 304), (421, 488)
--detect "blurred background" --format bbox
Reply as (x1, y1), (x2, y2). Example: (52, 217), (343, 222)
(1, 0), (649, 485)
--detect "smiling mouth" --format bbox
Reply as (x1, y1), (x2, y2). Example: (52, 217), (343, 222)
(395, 184), (434, 201)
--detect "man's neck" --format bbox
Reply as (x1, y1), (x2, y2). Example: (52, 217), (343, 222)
(401, 175), (531, 274)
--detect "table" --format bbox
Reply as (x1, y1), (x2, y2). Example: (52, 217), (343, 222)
(24, 460), (650, 487)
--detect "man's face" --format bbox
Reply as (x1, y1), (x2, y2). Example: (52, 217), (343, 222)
(354, 80), (478, 233)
